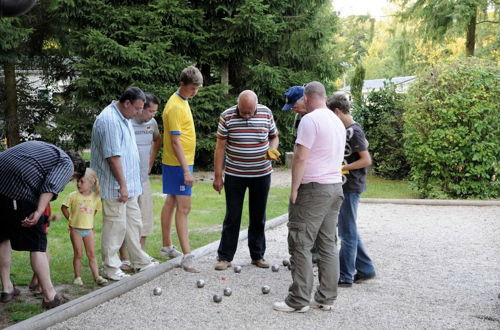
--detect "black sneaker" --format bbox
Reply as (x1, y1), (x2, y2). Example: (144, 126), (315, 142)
(338, 280), (352, 287)
(354, 272), (376, 283)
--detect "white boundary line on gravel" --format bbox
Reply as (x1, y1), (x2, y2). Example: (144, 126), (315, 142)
(6, 198), (499, 329)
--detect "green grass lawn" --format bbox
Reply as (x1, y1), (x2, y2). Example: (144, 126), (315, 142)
(6, 173), (415, 323)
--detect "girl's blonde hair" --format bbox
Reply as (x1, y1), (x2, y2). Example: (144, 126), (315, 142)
(83, 168), (100, 196)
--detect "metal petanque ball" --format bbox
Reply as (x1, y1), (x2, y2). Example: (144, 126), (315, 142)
(153, 287), (162, 296)
(271, 264), (280, 272)
(261, 285), (271, 294)
(234, 265), (242, 273)
(223, 287), (232, 296)
(282, 259), (290, 267)
(213, 294), (222, 303)
(196, 279), (205, 288)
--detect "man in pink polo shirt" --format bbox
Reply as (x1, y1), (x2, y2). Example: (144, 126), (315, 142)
(274, 81), (346, 313)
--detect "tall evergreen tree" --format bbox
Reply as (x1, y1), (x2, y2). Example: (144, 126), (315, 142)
(397, 0), (498, 56)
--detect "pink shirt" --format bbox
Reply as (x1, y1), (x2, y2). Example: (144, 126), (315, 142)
(296, 108), (346, 184)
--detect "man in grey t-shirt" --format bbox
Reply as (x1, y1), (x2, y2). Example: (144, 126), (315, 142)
(119, 93), (161, 268)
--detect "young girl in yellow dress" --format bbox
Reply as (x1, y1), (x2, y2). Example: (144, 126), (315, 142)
(62, 168), (108, 286)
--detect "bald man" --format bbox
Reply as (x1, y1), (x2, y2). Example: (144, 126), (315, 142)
(213, 90), (279, 270)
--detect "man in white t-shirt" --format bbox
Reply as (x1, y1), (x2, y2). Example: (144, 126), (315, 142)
(274, 81), (346, 313)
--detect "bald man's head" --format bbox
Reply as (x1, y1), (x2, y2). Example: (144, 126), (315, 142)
(237, 90), (258, 119)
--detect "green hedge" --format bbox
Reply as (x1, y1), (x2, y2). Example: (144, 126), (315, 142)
(404, 58), (499, 198)
(354, 86), (409, 179)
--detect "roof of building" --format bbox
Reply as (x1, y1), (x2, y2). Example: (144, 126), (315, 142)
(341, 75), (416, 92)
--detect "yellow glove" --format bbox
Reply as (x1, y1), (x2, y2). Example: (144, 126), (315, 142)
(342, 165), (349, 175)
(266, 148), (281, 161)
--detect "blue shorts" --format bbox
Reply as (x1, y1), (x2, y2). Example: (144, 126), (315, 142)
(162, 165), (193, 196)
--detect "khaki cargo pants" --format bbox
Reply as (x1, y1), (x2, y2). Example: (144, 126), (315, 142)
(285, 182), (344, 308)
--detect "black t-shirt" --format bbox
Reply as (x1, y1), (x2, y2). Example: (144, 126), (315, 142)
(343, 122), (368, 193)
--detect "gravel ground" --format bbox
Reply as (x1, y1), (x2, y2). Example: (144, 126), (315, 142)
(49, 203), (499, 330)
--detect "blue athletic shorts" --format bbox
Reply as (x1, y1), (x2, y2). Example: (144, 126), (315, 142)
(162, 164), (193, 195)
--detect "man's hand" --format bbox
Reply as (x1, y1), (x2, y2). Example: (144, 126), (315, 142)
(22, 210), (42, 227)
(184, 171), (195, 186)
(213, 176), (224, 194)
(118, 186), (128, 203)
(290, 188), (298, 204)
(265, 148), (281, 161)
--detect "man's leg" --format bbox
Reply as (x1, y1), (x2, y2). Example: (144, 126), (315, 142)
(174, 195), (192, 254)
(285, 183), (328, 309)
(0, 240), (13, 293)
(30, 251), (56, 302)
(314, 183), (343, 305)
(355, 238), (376, 277)
(338, 192), (361, 283)
(217, 175), (247, 262)
(101, 199), (127, 278)
(139, 180), (154, 249)
(161, 194), (176, 247)
(124, 197), (152, 268)
(247, 174), (270, 260)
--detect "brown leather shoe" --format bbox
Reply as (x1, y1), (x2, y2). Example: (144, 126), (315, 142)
(42, 293), (68, 309)
(251, 259), (270, 268)
(214, 260), (231, 271)
(0, 287), (20, 303)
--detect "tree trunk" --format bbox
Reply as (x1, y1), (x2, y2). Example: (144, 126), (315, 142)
(220, 62), (229, 94)
(3, 62), (20, 147)
(465, 7), (476, 56)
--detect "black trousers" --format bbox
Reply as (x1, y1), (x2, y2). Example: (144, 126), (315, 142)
(217, 173), (271, 262)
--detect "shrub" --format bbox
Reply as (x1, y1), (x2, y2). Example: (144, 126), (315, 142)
(404, 58), (499, 198)
(354, 85), (409, 179)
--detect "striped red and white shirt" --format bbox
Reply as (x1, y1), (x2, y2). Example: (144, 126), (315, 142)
(217, 105), (277, 177)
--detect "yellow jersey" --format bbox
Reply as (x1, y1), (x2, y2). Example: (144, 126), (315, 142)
(162, 92), (196, 165)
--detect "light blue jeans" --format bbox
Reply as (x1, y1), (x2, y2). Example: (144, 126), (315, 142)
(338, 192), (376, 283)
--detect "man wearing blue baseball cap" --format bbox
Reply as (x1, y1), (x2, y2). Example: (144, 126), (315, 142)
(283, 86), (307, 137)
(282, 86), (305, 111)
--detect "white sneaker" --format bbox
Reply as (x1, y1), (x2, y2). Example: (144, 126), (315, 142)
(160, 245), (183, 258)
(104, 271), (130, 281)
(310, 299), (334, 311)
(181, 254), (200, 273)
(273, 301), (309, 313)
(73, 277), (83, 286)
(139, 261), (160, 272)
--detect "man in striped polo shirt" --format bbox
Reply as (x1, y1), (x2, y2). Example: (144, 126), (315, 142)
(0, 141), (85, 308)
(213, 90), (280, 270)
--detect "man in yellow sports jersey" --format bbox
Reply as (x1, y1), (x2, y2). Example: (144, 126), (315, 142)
(159, 66), (203, 273)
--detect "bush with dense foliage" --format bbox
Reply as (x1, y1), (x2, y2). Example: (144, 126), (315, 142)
(354, 85), (409, 179)
(404, 58), (499, 198)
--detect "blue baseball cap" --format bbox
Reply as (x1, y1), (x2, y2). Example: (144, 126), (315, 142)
(282, 86), (304, 111)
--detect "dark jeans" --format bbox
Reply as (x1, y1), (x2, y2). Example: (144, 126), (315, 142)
(338, 192), (376, 282)
(217, 174), (271, 262)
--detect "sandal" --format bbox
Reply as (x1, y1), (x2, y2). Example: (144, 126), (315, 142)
(42, 293), (68, 309)
(120, 260), (133, 271)
(0, 287), (20, 303)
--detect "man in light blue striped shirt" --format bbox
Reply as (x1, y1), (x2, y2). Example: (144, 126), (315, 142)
(91, 87), (158, 281)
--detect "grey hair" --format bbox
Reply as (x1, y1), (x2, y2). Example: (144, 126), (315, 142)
(237, 90), (258, 105)
(327, 92), (351, 114)
(304, 81), (326, 99)
(295, 96), (304, 105)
